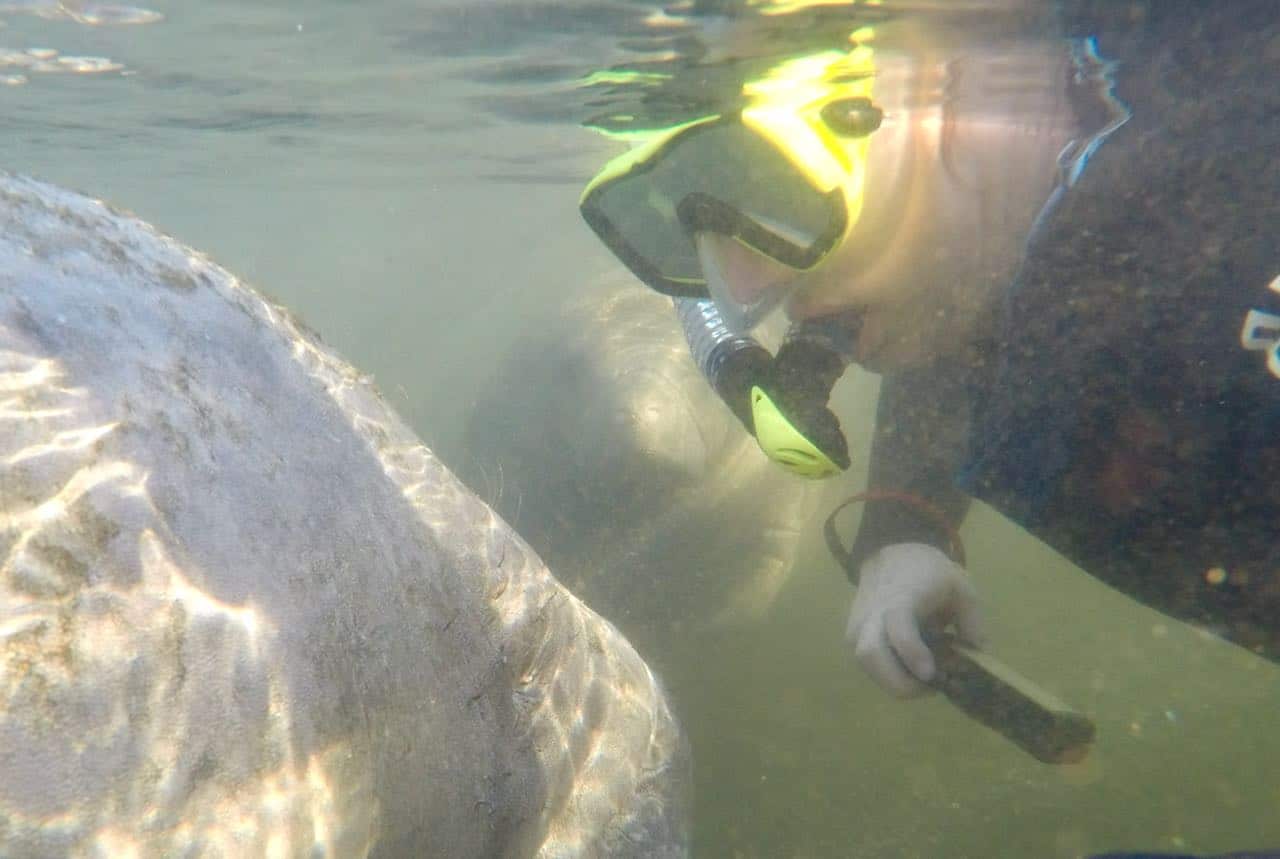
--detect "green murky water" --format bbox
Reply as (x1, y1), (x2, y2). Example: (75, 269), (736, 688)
(4, 1), (1276, 855)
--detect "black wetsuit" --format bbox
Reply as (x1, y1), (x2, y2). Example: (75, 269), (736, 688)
(845, 1), (1280, 660)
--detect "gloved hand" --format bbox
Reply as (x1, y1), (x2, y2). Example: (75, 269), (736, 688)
(845, 542), (986, 698)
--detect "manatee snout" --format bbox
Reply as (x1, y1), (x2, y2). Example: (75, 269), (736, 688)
(583, 377), (712, 495)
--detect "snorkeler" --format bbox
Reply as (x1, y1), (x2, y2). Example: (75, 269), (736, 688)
(579, 0), (1280, 703)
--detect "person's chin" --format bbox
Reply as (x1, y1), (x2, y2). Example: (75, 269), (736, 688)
(854, 309), (933, 373)
(786, 287), (937, 372)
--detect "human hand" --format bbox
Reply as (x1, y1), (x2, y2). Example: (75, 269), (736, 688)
(845, 542), (986, 698)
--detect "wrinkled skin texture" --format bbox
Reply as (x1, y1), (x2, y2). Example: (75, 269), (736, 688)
(0, 173), (689, 857)
(458, 281), (820, 650)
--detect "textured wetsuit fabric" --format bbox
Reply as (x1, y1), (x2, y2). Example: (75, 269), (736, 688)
(850, 2), (1280, 659)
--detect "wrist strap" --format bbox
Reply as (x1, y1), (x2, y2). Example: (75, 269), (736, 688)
(823, 489), (967, 571)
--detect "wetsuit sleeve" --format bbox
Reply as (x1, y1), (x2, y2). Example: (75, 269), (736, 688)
(843, 360), (974, 579)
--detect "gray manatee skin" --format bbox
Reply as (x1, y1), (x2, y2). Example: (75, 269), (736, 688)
(460, 283), (818, 648)
(0, 172), (689, 857)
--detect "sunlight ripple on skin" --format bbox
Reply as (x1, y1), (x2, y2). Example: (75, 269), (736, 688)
(0, 171), (689, 856)
(0, 343), (373, 856)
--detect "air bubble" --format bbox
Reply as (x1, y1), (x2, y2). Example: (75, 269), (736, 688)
(0, 49), (32, 67)
(4, 48), (125, 76)
(65, 4), (163, 26)
(61, 55), (124, 73)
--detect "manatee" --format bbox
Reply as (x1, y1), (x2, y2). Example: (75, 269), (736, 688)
(459, 281), (819, 646)
(0, 172), (689, 857)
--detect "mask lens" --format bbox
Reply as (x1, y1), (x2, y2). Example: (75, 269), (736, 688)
(581, 118), (844, 296)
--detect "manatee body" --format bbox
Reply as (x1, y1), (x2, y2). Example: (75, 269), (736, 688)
(0, 173), (688, 857)
(460, 283), (818, 646)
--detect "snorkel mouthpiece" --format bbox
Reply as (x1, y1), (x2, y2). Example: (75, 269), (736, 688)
(677, 297), (851, 479)
(751, 386), (845, 479)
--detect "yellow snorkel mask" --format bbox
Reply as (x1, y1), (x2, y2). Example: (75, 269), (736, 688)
(580, 34), (881, 332)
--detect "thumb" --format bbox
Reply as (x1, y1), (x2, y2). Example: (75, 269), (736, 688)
(950, 576), (988, 649)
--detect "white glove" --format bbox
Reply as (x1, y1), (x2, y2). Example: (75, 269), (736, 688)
(845, 542), (986, 698)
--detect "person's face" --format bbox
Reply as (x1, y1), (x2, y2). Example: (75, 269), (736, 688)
(777, 39), (1086, 370)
